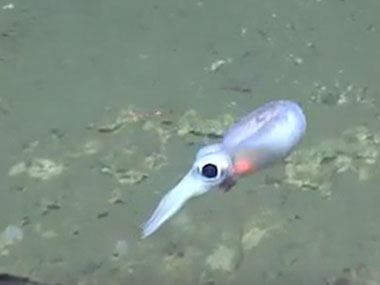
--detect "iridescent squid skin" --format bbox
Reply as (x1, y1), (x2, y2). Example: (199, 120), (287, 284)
(141, 100), (306, 238)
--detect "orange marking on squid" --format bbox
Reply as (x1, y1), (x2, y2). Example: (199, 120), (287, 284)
(233, 158), (256, 175)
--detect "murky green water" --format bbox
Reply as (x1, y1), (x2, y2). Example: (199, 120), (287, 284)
(2, 0), (380, 284)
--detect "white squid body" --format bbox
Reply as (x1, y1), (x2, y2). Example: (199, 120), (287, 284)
(141, 100), (306, 238)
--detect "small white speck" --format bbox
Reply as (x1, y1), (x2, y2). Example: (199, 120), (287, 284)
(2, 3), (14, 10)
(205, 58), (232, 72)
(294, 57), (303, 65)
(271, 13), (277, 19)
(289, 54), (303, 65)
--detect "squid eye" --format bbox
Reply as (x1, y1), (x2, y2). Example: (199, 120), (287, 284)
(194, 151), (231, 183)
(201, 163), (218, 179)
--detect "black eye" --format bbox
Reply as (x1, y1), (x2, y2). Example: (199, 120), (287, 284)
(201, 163), (218, 178)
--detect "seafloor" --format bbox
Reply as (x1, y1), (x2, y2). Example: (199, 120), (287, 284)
(1, 0), (380, 284)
